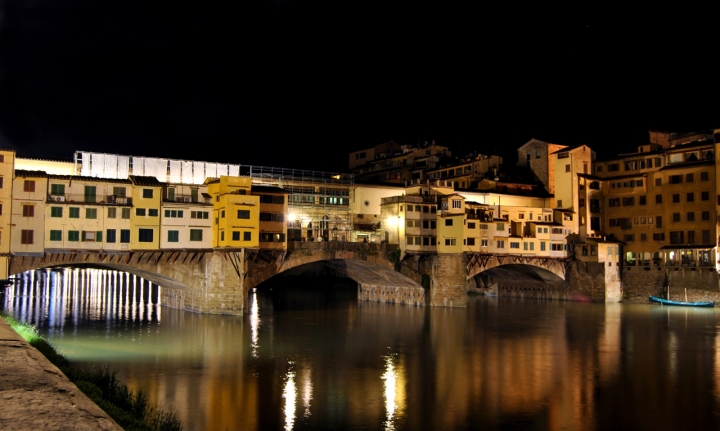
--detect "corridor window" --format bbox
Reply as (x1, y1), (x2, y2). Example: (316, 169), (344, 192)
(49, 230), (62, 241)
(138, 228), (153, 242)
(190, 229), (203, 241)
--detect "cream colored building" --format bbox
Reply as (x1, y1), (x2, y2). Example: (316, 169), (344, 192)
(0, 150), (15, 279)
(44, 175), (133, 251)
(159, 183), (213, 250)
(11, 170), (48, 255)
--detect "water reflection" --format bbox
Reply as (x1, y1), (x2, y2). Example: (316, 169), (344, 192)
(3, 272), (720, 431)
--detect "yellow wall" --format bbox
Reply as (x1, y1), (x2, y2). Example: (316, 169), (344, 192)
(130, 183), (162, 250)
(0, 151), (15, 278)
(209, 177), (259, 248)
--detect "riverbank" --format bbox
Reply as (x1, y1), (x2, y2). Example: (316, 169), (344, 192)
(0, 316), (122, 430)
(0, 314), (182, 431)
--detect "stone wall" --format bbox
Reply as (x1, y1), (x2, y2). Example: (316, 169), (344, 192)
(399, 253), (466, 307)
(622, 266), (720, 302)
(566, 261), (607, 301)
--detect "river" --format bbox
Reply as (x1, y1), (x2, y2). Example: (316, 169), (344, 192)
(3, 267), (720, 431)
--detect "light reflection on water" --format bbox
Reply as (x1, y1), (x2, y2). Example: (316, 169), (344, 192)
(3, 269), (720, 431)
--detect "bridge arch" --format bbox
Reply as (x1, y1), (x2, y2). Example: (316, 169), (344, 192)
(469, 264), (569, 300)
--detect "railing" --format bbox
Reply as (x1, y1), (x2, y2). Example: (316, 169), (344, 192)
(162, 194), (211, 204)
(47, 194), (133, 205)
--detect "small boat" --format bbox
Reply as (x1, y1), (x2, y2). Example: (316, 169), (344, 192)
(649, 296), (715, 308)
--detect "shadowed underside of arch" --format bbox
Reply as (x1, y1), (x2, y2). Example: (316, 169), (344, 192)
(471, 264), (569, 300)
(258, 259), (426, 306)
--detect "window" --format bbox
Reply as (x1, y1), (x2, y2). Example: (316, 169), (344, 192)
(481, 239), (489, 247)
(510, 242), (520, 249)
(82, 231), (96, 242)
(609, 198), (620, 207)
(639, 196), (646, 205)
(687, 193), (694, 202)
(122, 208), (130, 219)
(168, 230), (179, 242)
(50, 184), (65, 195)
(686, 173), (694, 183)
(24, 180), (35, 192)
(655, 178), (662, 186)
(260, 213), (285, 222)
(452, 200), (461, 209)
(565, 164), (571, 172)
(653, 233), (665, 241)
(687, 212), (695, 222)
(540, 242), (546, 251)
(190, 211), (208, 219)
(106, 229), (116, 243)
(557, 200), (563, 207)
(467, 238), (476, 246)
(237, 210), (250, 219)
(444, 238), (457, 246)
(624, 234), (634, 242)
(655, 194), (662, 204)
(669, 175), (682, 184)
(165, 210), (184, 218)
(496, 240), (505, 249)
(622, 197), (634, 206)
(149, 209), (158, 217)
(136, 208), (146, 216)
(22, 205), (34, 217)
(672, 213), (680, 222)
(244, 232), (251, 241)
(468, 222), (476, 229)
(672, 194), (680, 203)
(656, 216), (663, 228)
(49, 230), (62, 241)
(221, 210), (226, 218)
(640, 234), (647, 242)
(84, 185), (96, 203)
(86, 208), (97, 219)
(138, 228), (153, 242)
(688, 231), (695, 244)
(68, 231), (79, 242)
(108, 207), (116, 218)
(190, 229), (203, 241)
(702, 191), (709, 201)
(220, 231), (225, 241)
(113, 187), (126, 197)
(143, 189), (153, 198)
(120, 229), (130, 243)
(702, 211), (710, 221)
(701, 171), (709, 181)
(445, 219), (453, 226)
(703, 230), (711, 243)
(232, 231), (240, 241)
(496, 223), (505, 231)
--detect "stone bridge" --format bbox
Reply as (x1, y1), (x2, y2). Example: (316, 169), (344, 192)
(8, 242), (426, 315)
(8, 245), (581, 314)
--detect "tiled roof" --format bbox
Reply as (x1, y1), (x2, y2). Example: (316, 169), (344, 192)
(47, 174), (132, 184)
(14, 169), (48, 177)
(128, 175), (162, 186)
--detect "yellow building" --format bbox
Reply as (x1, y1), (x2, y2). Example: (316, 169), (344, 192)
(0, 150), (15, 280)
(251, 185), (288, 250)
(129, 176), (162, 250)
(44, 175), (133, 251)
(207, 176), (259, 248)
(11, 170), (48, 255)
(593, 132), (716, 267)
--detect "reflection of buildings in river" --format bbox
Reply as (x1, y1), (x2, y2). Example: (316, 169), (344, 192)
(419, 302), (624, 431)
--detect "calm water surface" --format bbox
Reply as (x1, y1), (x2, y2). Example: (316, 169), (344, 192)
(3, 267), (720, 431)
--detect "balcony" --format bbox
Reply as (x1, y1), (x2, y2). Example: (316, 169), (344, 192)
(47, 194), (133, 205)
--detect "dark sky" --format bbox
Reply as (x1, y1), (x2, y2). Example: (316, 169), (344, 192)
(0, 1), (716, 171)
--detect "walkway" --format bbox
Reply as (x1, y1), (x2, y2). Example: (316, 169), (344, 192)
(0, 319), (121, 430)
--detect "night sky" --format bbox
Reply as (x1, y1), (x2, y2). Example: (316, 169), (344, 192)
(0, 2), (716, 172)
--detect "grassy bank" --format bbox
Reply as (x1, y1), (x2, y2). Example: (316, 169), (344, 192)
(0, 312), (182, 431)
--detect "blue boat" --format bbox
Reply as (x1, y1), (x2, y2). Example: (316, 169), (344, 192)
(649, 295), (715, 308)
